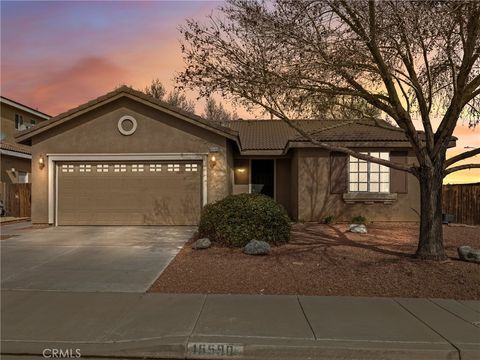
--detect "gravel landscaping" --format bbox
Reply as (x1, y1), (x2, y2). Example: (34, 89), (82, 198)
(149, 223), (480, 300)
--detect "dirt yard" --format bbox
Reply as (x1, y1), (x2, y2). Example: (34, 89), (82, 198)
(149, 223), (480, 300)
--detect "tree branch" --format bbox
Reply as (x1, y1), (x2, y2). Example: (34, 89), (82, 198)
(389, 10), (435, 152)
(462, 74), (480, 106)
(445, 148), (480, 167)
(434, 4), (480, 157)
(393, 75), (411, 113)
(444, 163), (480, 176)
(336, 2), (426, 157)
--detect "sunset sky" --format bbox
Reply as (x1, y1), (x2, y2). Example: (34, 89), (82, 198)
(1, 1), (478, 184)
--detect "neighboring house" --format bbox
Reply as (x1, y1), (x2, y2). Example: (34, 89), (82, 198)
(0, 141), (33, 185)
(15, 86), (455, 226)
(0, 96), (51, 185)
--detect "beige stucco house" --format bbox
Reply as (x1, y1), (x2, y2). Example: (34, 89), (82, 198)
(16, 86), (435, 226)
(1, 96), (50, 185)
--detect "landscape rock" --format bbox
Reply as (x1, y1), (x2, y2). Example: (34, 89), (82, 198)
(458, 246), (480, 263)
(243, 239), (271, 255)
(192, 238), (211, 250)
(349, 224), (367, 234)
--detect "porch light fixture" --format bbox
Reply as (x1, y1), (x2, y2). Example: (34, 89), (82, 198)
(210, 154), (217, 167)
(38, 156), (45, 169)
(236, 168), (246, 173)
(209, 147), (220, 168)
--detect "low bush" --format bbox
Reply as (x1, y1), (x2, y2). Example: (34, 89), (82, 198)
(351, 215), (367, 224)
(198, 193), (291, 247)
(321, 215), (336, 224)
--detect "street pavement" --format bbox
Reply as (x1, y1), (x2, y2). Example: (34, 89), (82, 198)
(1, 290), (479, 360)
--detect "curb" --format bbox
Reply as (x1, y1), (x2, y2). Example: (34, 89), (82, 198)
(0, 218), (30, 225)
(1, 337), (461, 360)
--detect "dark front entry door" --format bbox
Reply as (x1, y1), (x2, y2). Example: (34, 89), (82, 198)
(251, 160), (274, 198)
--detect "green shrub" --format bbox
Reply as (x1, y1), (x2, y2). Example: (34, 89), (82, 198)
(351, 215), (367, 224)
(198, 193), (291, 247)
(321, 215), (336, 224)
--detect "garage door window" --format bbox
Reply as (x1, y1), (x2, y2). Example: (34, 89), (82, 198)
(168, 164), (180, 172)
(150, 164), (162, 172)
(62, 165), (74, 173)
(185, 164), (198, 172)
(132, 164), (144, 172)
(79, 164), (91, 172)
(97, 164), (109, 173)
(114, 164), (127, 172)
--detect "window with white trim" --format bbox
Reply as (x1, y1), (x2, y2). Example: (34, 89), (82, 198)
(96, 164), (109, 173)
(131, 164), (144, 172)
(349, 152), (390, 193)
(185, 164), (198, 172)
(113, 164), (127, 172)
(167, 164), (180, 172)
(150, 164), (162, 172)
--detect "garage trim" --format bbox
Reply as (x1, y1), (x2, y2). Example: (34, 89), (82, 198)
(47, 153), (208, 225)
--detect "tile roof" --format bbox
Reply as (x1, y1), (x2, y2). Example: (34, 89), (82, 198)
(0, 139), (32, 155)
(12, 85), (421, 154)
(228, 119), (412, 150)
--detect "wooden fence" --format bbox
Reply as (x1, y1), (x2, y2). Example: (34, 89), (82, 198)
(0, 182), (31, 218)
(442, 183), (480, 226)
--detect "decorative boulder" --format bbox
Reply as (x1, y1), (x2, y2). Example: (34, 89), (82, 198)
(458, 246), (480, 263)
(349, 224), (367, 234)
(243, 239), (271, 256)
(192, 238), (211, 250)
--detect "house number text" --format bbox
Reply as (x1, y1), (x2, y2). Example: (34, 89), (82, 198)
(187, 342), (243, 358)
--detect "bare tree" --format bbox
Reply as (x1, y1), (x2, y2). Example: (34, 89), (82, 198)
(178, 0), (480, 260)
(203, 97), (238, 123)
(165, 89), (196, 113)
(144, 78), (166, 100)
(143, 79), (195, 113)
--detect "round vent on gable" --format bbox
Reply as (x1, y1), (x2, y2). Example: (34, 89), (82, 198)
(117, 115), (137, 136)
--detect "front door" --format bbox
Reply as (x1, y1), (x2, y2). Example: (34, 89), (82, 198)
(251, 160), (274, 198)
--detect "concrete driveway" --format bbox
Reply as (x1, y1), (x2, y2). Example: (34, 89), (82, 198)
(1, 225), (195, 292)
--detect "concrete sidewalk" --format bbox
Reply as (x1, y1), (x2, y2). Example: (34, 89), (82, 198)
(1, 290), (479, 360)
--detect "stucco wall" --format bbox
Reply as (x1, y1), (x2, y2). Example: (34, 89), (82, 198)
(295, 148), (420, 222)
(1, 103), (47, 140)
(290, 150), (299, 220)
(30, 97), (230, 224)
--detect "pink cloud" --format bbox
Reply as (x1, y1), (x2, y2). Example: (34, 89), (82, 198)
(7, 56), (128, 115)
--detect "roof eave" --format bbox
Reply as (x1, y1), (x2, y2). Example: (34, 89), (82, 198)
(284, 138), (456, 153)
(238, 149), (285, 156)
(0, 96), (51, 120)
(0, 148), (32, 159)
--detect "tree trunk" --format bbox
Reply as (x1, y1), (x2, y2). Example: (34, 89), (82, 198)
(416, 164), (447, 261)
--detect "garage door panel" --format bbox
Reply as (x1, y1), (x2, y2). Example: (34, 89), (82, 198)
(57, 161), (202, 225)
